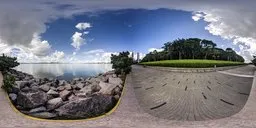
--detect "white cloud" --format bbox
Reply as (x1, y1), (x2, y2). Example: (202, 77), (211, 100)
(29, 34), (51, 56)
(192, 12), (204, 21)
(75, 22), (91, 30)
(83, 49), (105, 55)
(148, 48), (164, 52)
(71, 32), (85, 50)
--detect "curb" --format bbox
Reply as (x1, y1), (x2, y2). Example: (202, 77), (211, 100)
(4, 76), (127, 122)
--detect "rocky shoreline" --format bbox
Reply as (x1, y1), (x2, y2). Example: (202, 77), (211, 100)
(6, 69), (124, 119)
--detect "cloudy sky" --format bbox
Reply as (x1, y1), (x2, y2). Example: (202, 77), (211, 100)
(0, 0), (255, 63)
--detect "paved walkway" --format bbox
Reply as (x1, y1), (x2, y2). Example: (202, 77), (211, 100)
(131, 65), (254, 121)
(0, 65), (256, 127)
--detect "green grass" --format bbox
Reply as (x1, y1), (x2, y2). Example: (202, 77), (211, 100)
(140, 59), (245, 68)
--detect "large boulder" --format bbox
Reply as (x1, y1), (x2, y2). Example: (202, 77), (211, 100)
(60, 90), (72, 101)
(57, 86), (65, 91)
(47, 98), (63, 110)
(29, 106), (46, 114)
(99, 81), (117, 95)
(108, 77), (123, 85)
(47, 89), (59, 97)
(17, 89), (47, 109)
(59, 80), (66, 86)
(76, 82), (85, 89)
(39, 84), (50, 92)
(15, 81), (29, 89)
(91, 84), (101, 93)
(56, 95), (115, 119)
(9, 93), (17, 102)
(29, 112), (57, 119)
(65, 84), (72, 90)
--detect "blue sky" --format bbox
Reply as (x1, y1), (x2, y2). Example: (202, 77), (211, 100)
(43, 9), (235, 54)
(1, 1), (254, 63)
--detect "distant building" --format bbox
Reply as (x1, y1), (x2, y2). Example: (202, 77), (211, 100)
(131, 52), (134, 61)
(137, 52), (140, 62)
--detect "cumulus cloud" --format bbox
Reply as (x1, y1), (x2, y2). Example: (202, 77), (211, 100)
(148, 48), (164, 52)
(71, 32), (85, 50)
(75, 22), (91, 30)
(29, 34), (51, 56)
(1, 0), (256, 62)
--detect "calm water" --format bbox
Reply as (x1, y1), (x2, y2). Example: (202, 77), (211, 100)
(14, 64), (113, 80)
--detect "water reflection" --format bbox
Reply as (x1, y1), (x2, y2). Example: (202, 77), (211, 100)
(14, 64), (113, 80)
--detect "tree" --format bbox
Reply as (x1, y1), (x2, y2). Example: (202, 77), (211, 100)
(0, 54), (20, 73)
(252, 56), (256, 66)
(111, 51), (133, 75)
(141, 38), (244, 63)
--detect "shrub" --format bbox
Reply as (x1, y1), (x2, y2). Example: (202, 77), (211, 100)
(2, 74), (15, 92)
(111, 51), (133, 75)
(0, 54), (20, 72)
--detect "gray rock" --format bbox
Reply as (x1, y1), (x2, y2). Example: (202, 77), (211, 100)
(91, 84), (101, 93)
(29, 106), (46, 113)
(15, 81), (29, 89)
(39, 84), (50, 92)
(31, 86), (39, 90)
(112, 74), (117, 78)
(9, 93), (17, 101)
(75, 91), (89, 98)
(70, 80), (76, 85)
(50, 87), (58, 91)
(54, 79), (59, 85)
(108, 77), (123, 85)
(112, 86), (121, 96)
(57, 86), (65, 91)
(47, 89), (59, 97)
(30, 112), (57, 119)
(71, 84), (78, 90)
(73, 78), (82, 81)
(114, 95), (120, 101)
(56, 95), (115, 119)
(87, 77), (101, 84)
(59, 80), (66, 86)
(47, 95), (54, 101)
(76, 82), (85, 89)
(60, 90), (72, 101)
(11, 86), (20, 94)
(17, 89), (47, 109)
(68, 94), (77, 101)
(65, 84), (72, 90)
(47, 98), (63, 110)
(99, 81), (117, 95)
(30, 82), (39, 87)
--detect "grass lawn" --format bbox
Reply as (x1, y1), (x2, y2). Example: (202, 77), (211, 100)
(139, 59), (245, 68)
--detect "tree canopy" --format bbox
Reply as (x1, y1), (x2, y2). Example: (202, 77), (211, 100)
(0, 54), (20, 72)
(141, 38), (244, 62)
(110, 51), (133, 75)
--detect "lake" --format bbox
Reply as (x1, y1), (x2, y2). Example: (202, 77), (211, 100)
(14, 64), (113, 81)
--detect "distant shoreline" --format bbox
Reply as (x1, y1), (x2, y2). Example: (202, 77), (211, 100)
(20, 63), (111, 64)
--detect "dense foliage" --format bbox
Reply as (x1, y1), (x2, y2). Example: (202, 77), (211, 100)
(140, 60), (244, 68)
(252, 56), (256, 66)
(2, 74), (15, 92)
(141, 38), (244, 62)
(0, 54), (20, 72)
(111, 51), (133, 75)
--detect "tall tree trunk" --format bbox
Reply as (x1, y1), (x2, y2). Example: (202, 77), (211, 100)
(179, 51), (181, 60)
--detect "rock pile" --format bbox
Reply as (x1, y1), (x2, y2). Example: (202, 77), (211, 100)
(6, 69), (124, 119)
